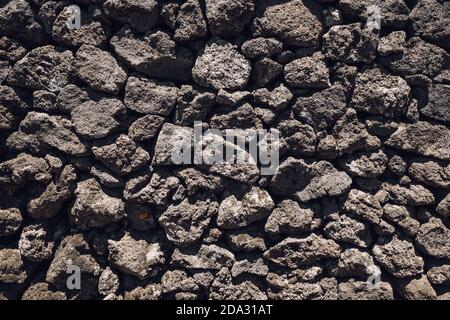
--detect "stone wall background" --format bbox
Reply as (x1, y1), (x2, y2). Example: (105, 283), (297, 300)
(0, 0), (450, 300)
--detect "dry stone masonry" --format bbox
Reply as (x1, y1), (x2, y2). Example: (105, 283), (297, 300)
(0, 0), (449, 301)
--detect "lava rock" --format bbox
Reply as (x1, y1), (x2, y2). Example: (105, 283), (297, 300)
(70, 179), (125, 230)
(192, 40), (251, 90)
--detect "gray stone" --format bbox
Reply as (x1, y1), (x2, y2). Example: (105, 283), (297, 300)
(52, 6), (108, 48)
(324, 215), (372, 248)
(323, 23), (378, 64)
(0, 208), (22, 237)
(92, 135), (150, 176)
(70, 179), (125, 230)
(350, 68), (410, 118)
(270, 158), (352, 202)
(416, 217), (450, 259)
(7, 46), (75, 92)
(124, 76), (179, 116)
(111, 28), (194, 81)
(409, 160), (450, 189)
(217, 186), (274, 229)
(252, 0), (323, 47)
(265, 200), (321, 236)
(27, 165), (77, 219)
(241, 37), (283, 59)
(71, 97), (126, 140)
(159, 192), (219, 246)
(294, 85), (347, 130)
(171, 245), (235, 270)
(108, 233), (165, 280)
(103, 0), (159, 33)
(284, 53), (330, 89)
(410, 0), (450, 48)
(128, 115), (165, 142)
(373, 237), (424, 278)
(422, 84), (450, 124)
(339, 0), (410, 27)
(264, 235), (341, 268)
(205, 0), (255, 37)
(192, 40), (251, 90)
(7, 112), (89, 156)
(76, 45), (127, 95)
(19, 224), (54, 262)
(386, 122), (450, 161)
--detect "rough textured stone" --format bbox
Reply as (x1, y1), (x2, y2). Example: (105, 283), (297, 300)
(111, 28), (194, 81)
(170, 0), (207, 42)
(159, 192), (219, 246)
(192, 40), (251, 90)
(338, 281), (394, 300)
(46, 234), (101, 295)
(2, 0), (450, 301)
(294, 85), (347, 130)
(386, 122), (450, 161)
(410, 0), (450, 48)
(373, 237), (424, 278)
(70, 179), (125, 230)
(422, 84), (450, 124)
(0, 0), (46, 45)
(398, 275), (437, 300)
(409, 160), (450, 189)
(217, 186), (274, 229)
(329, 249), (375, 278)
(264, 235), (341, 268)
(241, 38), (283, 59)
(252, 0), (323, 47)
(108, 233), (165, 280)
(22, 283), (66, 300)
(92, 135), (150, 176)
(7, 46), (75, 92)
(270, 158), (352, 203)
(0, 249), (28, 284)
(103, 0), (159, 33)
(343, 189), (383, 224)
(27, 165), (77, 219)
(153, 123), (193, 166)
(19, 224), (54, 262)
(382, 37), (449, 79)
(205, 0), (254, 37)
(171, 245), (235, 270)
(175, 85), (215, 126)
(0, 154), (51, 186)
(383, 204), (420, 237)
(381, 183), (435, 207)
(0, 208), (22, 237)
(210, 267), (267, 300)
(323, 23), (378, 64)
(253, 84), (293, 110)
(339, 0), (410, 27)
(350, 68), (410, 118)
(265, 200), (321, 236)
(427, 265), (450, 286)
(437, 194), (450, 218)
(7, 112), (88, 156)
(128, 115), (165, 142)
(76, 45), (127, 95)
(339, 150), (387, 178)
(125, 76), (179, 116)
(52, 6), (108, 48)
(416, 218), (450, 259)
(324, 215), (372, 248)
(284, 53), (330, 89)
